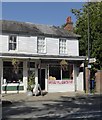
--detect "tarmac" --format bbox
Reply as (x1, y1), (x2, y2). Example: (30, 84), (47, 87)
(2, 91), (100, 102)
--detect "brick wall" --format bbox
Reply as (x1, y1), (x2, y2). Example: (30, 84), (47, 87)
(95, 70), (102, 93)
(64, 23), (73, 31)
(64, 16), (73, 32)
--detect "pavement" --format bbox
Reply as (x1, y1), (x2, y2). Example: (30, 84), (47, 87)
(1, 92), (102, 120)
(2, 91), (101, 102)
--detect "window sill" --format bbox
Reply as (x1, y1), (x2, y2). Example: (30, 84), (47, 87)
(2, 83), (24, 86)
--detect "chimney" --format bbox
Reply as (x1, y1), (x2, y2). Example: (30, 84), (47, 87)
(64, 16), (73, 31)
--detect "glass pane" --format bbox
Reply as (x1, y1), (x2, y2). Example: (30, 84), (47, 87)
(9, 36), (12, 40)
(49, 66), (61, 80)
(30, 62), (35, 68)
(37, 37), (45, 53)
(3, 61), (23, 83)
(14, 36), (16, 42)
(12, 43), (16, 50)
(62, 65), (73, 80)
(9, 43), (12, 50)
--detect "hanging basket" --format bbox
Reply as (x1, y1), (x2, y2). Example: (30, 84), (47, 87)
(60, 60), (68, 71)
(12, 58), (20, 73)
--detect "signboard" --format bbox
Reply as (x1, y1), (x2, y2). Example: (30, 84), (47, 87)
(88, 64), (91, 69)
(89, 58), (96, 63)
(48, 80), (73, 84)
(86, 58), (96, 63)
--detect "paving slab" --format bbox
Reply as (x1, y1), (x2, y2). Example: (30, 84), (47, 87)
(2, 92), (101, 102)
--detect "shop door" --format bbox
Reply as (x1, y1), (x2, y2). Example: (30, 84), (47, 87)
(38, 69), (45, 90)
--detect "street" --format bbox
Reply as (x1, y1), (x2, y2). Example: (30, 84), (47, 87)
(2, 94), (102, 120)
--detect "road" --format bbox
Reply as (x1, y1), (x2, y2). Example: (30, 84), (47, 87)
(2, 95), (102, 120)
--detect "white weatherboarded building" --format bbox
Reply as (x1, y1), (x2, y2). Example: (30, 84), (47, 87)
(0, 18), (86, 93)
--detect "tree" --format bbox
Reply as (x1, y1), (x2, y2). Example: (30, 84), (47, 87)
(71, 2), (102, 71)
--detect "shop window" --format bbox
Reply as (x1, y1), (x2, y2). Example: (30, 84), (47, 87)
(49, 66), (61, 80)
(3, 61), (23, 83)
(27, 62), (35, 69)
(62, 65), (73, 80)
(30, 62), (35, 68)
(48, 64), (73, 80)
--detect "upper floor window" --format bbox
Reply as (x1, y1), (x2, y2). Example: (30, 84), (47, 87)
(59, 39), (67, 54)
(9, 35), (17, 50)
(37, 37), (46, 53)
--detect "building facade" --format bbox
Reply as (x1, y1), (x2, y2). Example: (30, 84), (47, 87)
(0, 18), (86, 93)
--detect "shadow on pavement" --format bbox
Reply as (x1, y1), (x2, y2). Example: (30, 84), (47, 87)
(2, 100), (12, 107)
(2, 95), (102, 120)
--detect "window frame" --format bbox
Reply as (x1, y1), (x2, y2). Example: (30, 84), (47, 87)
(3, 61), (23, 83)
(48, 64), (73, 80)
(37, 36), (46, 54)
(59, 38), (67, 55)
(9, 35), (17, 51)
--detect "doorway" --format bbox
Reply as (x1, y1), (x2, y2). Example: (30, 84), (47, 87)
(38, 69), (45, 90)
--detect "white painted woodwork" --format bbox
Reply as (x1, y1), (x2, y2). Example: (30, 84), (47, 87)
(23, 61), (28, 92)
(18, 36), (37, 53)
(46, 37), (59, 55)
(48, 80), (74, 92)
(1, 34), (79, 56)
(67, 39), (79, 56)
(77, 72), (84, 91)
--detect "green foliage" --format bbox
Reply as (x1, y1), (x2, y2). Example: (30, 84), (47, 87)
(27, 71), (35, 91)
(71, 2), (102, 71)
(12, 58), (20, 73)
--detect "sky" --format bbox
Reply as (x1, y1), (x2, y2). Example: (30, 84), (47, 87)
(2, 2), (85, 26)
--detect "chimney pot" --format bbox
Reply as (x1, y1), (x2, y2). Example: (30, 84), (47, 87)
(66, 16), (72, 23)
(64, 16), (73, 31)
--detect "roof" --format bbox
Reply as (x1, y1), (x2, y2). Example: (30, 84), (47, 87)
(0, 20), (80, 38)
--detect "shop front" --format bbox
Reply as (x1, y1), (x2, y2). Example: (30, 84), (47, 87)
(1, 56), (85, 94)
(47, 63), (74, 92)
(41, 58), (84, 93)
(2, 59), (27, 93)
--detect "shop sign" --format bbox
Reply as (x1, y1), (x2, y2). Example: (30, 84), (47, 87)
(48, 80), (73, 84)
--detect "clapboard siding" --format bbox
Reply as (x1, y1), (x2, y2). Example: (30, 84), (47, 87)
(46, 37), (59, 55)
(0, 35), (2, 52)
(18, 36), (37, 53)
(1, 35), (8, 52)
(1, 34), (79, 56)
(67, 39), (79, 56)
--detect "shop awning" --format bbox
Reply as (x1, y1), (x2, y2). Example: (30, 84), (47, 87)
(1, 53), (86, 61)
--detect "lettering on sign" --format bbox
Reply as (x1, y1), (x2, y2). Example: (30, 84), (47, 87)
(48, 80), (73, 84)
